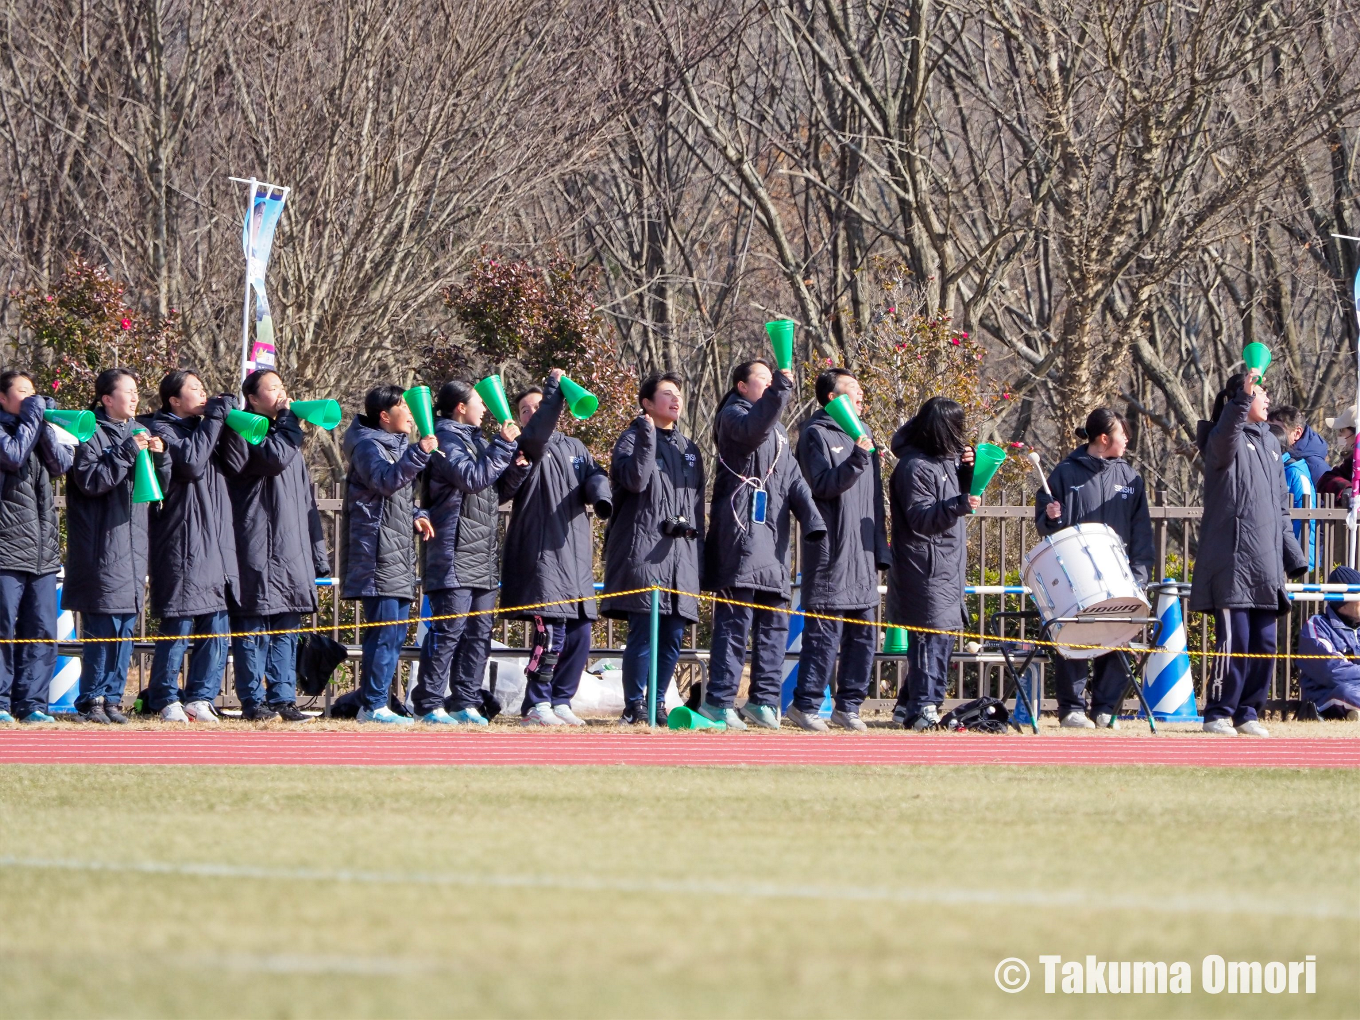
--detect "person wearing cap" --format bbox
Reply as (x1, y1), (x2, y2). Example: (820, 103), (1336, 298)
(1190, 371), (1307, 737)
(1295, 565), (1360, 722)
(1318, 404), (1356, 509)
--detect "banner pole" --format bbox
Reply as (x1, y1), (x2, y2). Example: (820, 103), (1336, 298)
(648, 586), (659, 729)
(238, 178), (258, 386)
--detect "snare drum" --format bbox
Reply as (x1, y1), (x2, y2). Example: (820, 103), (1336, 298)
(1021, 524), (1149, 659)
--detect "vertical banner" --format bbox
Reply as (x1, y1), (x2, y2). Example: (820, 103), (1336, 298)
(1350, 264), (1360, 566)
(238, 179), (289, 376)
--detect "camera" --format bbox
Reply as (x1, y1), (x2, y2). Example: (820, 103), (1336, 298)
(660, 515), (698, 539)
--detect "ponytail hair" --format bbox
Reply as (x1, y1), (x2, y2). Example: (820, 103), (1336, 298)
(712, 359), (773, 441)
(1210, 373), (1248, 424)
(91, 368), (137, 411)
(1075, 407), (1128, 444)
(435, 379), (475, 418)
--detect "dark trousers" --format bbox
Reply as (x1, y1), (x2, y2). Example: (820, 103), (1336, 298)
(895, 629), (953, 719)
(76, 612), (137, 710)
(706, 588), (789, 709)
(148, 611), (229, 711)
(358, 597), (410, 712)
(414, 587), (497, 714)
(621, 612), (687, 706)
(0, 570), (57, 717)
(1205, 608), (1277, 725)
(521, 615), (591, 712)
(231, 613), (302, 709)
(794, 608), (877, 712)
(1052, 652), (1128, 717)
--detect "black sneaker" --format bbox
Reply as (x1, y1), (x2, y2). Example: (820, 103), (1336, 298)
(619, 700), (645, 725)
(241, 703), (280, 722)
(104, 700), (129, 724)
(274, 702), (308, 722)
(79, 698), (111, 725)
(654, 703), (668, 726)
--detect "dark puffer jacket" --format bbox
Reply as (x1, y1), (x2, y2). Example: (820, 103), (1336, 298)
(500, 377), (611, 621)
(221, 409), (330, 616)
(601, 417), (705, 621)
(64, 410), (150, 614)
(796, 409), (889, 610)
(1034, 446), (1155, 585)
(340, 416), (431, 601)
(420, 417), (522, 592)
(0, 398), (72, 576)
(703, 371), (825, 596)
(147, 399), (240, 618)
(884, 427), (973, 631)
(1190, 388), (1307, 612)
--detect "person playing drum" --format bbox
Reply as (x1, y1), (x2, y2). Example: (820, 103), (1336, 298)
(1035, 408), (1154, 728)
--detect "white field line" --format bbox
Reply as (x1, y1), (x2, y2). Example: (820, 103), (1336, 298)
(0, 855), (1354, 921)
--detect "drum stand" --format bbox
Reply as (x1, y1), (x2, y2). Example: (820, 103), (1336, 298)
(987, 610), (1161, 734)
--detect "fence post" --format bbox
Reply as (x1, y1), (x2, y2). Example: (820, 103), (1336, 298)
(648, 585), (660, 729)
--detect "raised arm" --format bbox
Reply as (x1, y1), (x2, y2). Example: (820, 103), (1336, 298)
(611, 418), (654, 494)
(516, 377), (564, 463)
(1204, 388), (1252, 467)
(717, 371), (791, 458)
(350, 436), (430, 497)
(35, 418), (73, 476)
(799, 426), (869, 499)
(153, 398), (229, 483)
(428, 432), (515, 494)
(0, 398), (43, 471)
(235, 411), (305, 479)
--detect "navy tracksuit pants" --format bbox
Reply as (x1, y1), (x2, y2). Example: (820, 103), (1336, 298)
(895, 629), (954, 719)
(792, 608), (876, 713)
(0, 570), (57, 718)
(705, 588), (789, 710)
(1052, 652), (1128, 718)
(414, 587), (497, 715)
(1205, 608), (1277, 725)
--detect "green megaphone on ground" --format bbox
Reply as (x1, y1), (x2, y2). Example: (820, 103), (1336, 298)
(475, 375), (513, 424)
(558, 376), (598, 420)
(765, 319), (795, 371)
(666, 705), (725, 731)
(970, 442), (1007, 498)
(824, 393), (874, 452)
(130, 428), (163, 504)
(43, 409), (96, 443)
(290, 400), (342, 430)
(403, 385), (436, 438)
(225, 408), (269, 445)
(882, 626), (910, 655)
(1243, 342), (1272, 382)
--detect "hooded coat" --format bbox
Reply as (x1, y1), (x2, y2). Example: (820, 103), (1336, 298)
(147, 398), (240, 618)
(420, 417), (522, 592)
(0, 398), (72, 576)
(221, 409), (330, 616)
(1290, 426), (1330, 486)
(64, 409), (150, 614)
(884, 424), (974, 631)
(500, 377), (612, 620)
(1297, 604), (1360, 712)
(1033, 446), (1155, 585)
(702, 371), (825, 596)
(796, 408), (889, 610)
(340, 416), (431, 600)
(601, 417), (705, 621)
(1189, 388), (1307, 613)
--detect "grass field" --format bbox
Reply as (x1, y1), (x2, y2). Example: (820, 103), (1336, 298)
(0, 764), (1355, 1019)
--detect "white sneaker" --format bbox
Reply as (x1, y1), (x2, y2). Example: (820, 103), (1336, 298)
(829, 708), (867, 732)
(184, 700), (219, 724)
(160, 702), (189, 724)
(891, 704), (909, 726)
(785, 706), (829, 732)
(1061, 712), (1096, 729)
(1235, 719), (1269, 737)
(1094, 713), (1120, 730)
(522, 702), (565, 726)
(552, 704), (586, 727)
(911, 704), (941, 731)
(1202, 717), (1237, 735)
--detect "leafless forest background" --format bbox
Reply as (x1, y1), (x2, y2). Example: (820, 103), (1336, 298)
(1, 0), (1358, 497)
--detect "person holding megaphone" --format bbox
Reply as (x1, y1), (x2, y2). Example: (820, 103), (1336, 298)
(65, 368), (164, 724)
(0, 369), (72, 725)
(146, 369), (241, 724)
(411, 379), (524, 726)
(221, 369), (332, 723)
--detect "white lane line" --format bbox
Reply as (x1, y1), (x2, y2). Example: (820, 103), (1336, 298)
(0, 856), (1353, 920)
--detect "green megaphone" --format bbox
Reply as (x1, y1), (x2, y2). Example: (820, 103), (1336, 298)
(882, 626), (910, 655)
(970, 442), (1007, 498)
(130, 428), (163, 504)
(765, 319), (795, 371)
(403, 385), (436, 438)
(225, 408), (269, 445)
(1243, 342), (1272, 382)
(474, 375), (513, 424)
(290, 400), (343, 430)
(558, 376), (598, 420)
(824, 393), (874, 452)
(666, 705), (726, 731)
(43, 409), (96, 443)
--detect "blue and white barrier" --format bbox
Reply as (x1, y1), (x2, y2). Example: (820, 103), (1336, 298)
(47, 572), (80, 714)
(1138, 581), (1199, 722)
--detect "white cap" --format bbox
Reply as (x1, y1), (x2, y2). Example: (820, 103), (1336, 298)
(1326, 405), (1357, 431)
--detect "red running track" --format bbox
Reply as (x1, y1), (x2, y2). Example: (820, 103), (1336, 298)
(0, 731), (1354, 767)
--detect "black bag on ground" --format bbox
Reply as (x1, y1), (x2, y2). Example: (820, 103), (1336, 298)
(296, 632), (350, 697)
(327, 687), (410, 719)
(939, 697), (1009, 733)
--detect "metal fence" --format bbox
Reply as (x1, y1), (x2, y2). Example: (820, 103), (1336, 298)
(56, 485), (1354, 716)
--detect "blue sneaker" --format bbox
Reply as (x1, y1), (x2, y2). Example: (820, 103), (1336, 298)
(420, 708), (458, 725)
(21, 710), (56, 725)
(448, 707), (489, 726)
(0, 710), (14, 723)
(356, 706), (414, 726)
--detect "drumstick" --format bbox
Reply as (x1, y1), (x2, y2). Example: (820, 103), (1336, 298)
(1026, 451), (1053, 497)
